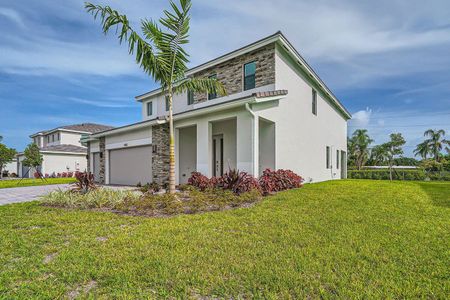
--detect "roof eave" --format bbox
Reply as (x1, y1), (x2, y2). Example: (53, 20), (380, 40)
(93, 93), (287, 138)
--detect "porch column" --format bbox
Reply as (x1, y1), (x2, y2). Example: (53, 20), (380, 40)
(236, 113), (254, 175)
(253, 115), (259, 177)
(196, 120), (211, 177)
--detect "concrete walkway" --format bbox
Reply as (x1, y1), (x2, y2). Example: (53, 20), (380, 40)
(0, 184), (70, 206)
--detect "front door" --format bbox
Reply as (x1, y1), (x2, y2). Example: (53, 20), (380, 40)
(212, 135), (224, 177)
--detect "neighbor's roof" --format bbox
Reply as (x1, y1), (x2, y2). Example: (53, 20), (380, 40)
(134, 31), (351, 119)
(39, 144), (87, 154)
(30, 123), (114, 137)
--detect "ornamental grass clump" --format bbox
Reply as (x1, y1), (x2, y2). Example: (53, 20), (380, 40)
(41, 188), (140, 209)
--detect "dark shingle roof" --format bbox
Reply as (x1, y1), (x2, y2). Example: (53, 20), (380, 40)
(253, 90), (288, 98)
(39, 144), (87, 153)
(59, 123), (115, 133)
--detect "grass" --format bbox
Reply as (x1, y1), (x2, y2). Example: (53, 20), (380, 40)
(0, 178), (76, 189)
(0, 180), (448, 298)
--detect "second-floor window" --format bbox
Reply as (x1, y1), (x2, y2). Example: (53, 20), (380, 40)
(57, 132), (60, 141)
(187, 90), (194, 105)
(312, 89), (317, 115)
(165, 96), (169, 111)
(208, 74), (217, 100)
(47, 136), (50, 143)
(244, 61), (256, 91)
(52, 134), (55, 142)
(147, 101), (153, 116)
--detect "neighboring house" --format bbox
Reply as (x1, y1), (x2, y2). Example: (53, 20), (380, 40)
(17, 123), (113, 178)
(1, 158), (17, 177)
(86, 32), (351, 186)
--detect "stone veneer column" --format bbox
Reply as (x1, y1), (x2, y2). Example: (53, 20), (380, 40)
(152, 124), (170, 187)
(99, 137), (106, 184)
(86, 142), (91, 173)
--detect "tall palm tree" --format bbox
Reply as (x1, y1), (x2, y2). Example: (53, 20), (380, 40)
(413, 141), (430, 160)
(348, 129), (373, 170)
(86, 0), (225, 193)
(423, 129), (447, 161)
(369, 144), (389, 166)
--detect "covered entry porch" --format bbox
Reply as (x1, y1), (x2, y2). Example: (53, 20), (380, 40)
(175, 108), (276, 184)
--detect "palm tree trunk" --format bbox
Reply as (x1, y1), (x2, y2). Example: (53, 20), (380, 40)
(168, 92), (176, 194)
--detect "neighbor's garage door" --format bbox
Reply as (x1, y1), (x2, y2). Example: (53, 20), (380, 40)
(109, 145), (152, 186)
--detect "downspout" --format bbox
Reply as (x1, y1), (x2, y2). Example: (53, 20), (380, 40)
(245, 103), (258, 176)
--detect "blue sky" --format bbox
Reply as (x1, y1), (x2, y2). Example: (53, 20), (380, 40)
(1, 0), (449, 156)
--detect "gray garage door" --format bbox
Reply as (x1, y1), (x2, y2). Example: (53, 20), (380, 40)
(109, 145), (152, 186)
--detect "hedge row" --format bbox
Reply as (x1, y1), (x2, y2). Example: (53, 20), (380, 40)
(347, 169), (450, 181)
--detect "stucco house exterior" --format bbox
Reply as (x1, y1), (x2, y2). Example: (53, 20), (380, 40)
(17, 123), (113, 178)
(86, 32), (351, 186)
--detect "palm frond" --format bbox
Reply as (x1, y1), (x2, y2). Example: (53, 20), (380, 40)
(85, 2), (162, 80)
(173, 77), (227, 96)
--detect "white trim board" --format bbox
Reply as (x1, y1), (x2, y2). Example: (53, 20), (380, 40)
(105, 138), (152, 151)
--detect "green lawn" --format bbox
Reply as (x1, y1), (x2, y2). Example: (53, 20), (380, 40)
(0, 178), (76, 189)
(0, 180), (448, 298)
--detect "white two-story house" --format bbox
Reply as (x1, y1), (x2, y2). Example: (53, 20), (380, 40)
(17, 123), (113, 178)
(87, 32), (351, 186)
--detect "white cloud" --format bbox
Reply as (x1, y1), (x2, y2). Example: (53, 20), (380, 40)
(349, 108), (372, 128)
(0, 7), (26, 29)
(67, 97), (135, 108)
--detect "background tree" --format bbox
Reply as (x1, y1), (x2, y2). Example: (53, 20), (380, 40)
(382, 133), (406, 180)
(85, 0), (225, 193)
(348, 129), (373, 170)
(413, 141), (430, 160)
(0, 143), (17, 179)
(368, 144), (388, 166)
(22, 143), (43, 177)
(393, 156), (419, 166)
(423, 129), (448, 162)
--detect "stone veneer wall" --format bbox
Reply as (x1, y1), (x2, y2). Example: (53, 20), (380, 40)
(86, 142), (91, 173)
(99, 137), (106, 184)
(151, 124), (170, 187)
(193, 43), (276, 103)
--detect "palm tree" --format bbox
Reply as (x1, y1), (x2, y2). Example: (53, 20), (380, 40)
(423, 129), (448, 161)
(348, 129), (373, 170)
(413, 141), (430, 160)
(369, 144), (389, 166)
(86, 0), (225, 193)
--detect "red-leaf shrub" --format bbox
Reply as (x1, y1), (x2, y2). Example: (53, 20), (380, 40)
(57, 173), (62, 178)
(188, 170), (260, 195)
(72, 172), (96, 193)
(33, 172), (40, 178)
(259, 169), (304, 195)
(231, 171), (260, 195)
(61, 172), (68, 178)
(45, 173), (49, 178)
(188, 172), (210, 191)
(68, 172), (74, 178)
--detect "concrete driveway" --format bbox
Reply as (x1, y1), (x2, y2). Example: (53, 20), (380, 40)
(0, 184), (70, 206)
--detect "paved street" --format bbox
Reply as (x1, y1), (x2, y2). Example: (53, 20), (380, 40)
(0, 184), (70, 206)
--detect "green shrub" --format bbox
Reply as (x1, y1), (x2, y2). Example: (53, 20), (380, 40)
(347, 169), (427, 181)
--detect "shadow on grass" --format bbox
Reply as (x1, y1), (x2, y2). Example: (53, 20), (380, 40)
(416, 182), (450, 208)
